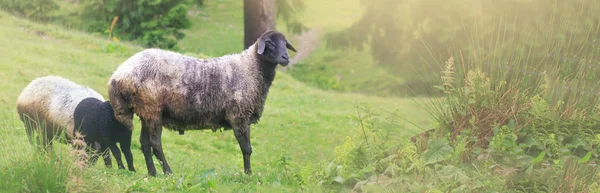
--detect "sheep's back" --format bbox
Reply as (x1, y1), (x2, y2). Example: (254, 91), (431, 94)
(17, 76), (104, 139)
(109, 48), (260, 130)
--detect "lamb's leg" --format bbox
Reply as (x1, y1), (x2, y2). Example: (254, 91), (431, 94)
(87, 149), (99, 166)
(87, 141), (100, 166)
(120, 139), (136, 172)
(100, 143), (112, 168)
(149, 121), (172, 175)
(107, 141), (125, 170)
(233, 123), (252, 174)
(140, 121), (157, 176)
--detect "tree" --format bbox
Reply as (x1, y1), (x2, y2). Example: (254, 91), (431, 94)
(243, 0), (307, 49)
(243, 0), (276, 49)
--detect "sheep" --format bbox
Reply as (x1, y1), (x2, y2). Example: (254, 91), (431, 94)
(73, 97), (136, 172)
(17, 75), (106, 151)
(16, 75), (134, 171)
(107, 30), (297, 176)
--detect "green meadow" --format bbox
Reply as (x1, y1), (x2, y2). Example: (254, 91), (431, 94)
(2, 0), (599, 192)
(0, 1), (432, 192)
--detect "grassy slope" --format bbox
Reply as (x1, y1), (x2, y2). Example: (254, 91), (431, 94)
(178, 0), (244, 57)
(0, 10), (432, 192)
(178, 0), (405, 96)
(278, 0), (405, 95)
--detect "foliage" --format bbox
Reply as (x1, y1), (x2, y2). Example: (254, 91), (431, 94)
(326, 0), (600, 96)
(316, 104), (403, 190)
(316, 103), (600, 192)
(79, 0), (193, 49)
(312, 2), (600, 190)
(0, 0), (58, 21)
(275, 0), (308, 34)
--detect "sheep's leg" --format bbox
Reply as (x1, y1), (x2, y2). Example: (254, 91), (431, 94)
(87, 141), (100, 166)
(87, 149), (99, 166)
(149, 124), (172, 175)
(140, 122), (157, 176)
(102, 131), (125, 170)
(42, 122), (54, 153)
(120, 140), (136, 172)
(108, 143), (125, 170)
(22, 117), (37, 146)
(100, 143), (112, 168)
(233, 124), (252, 174)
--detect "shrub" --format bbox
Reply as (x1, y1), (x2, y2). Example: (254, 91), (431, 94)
(0, 0), (58, 21)
(80, 0), (193, 49)
(317, 103), (599, 192)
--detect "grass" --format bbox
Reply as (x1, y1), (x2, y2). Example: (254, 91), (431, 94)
(175, 0), (404, 96)
(0, 10), (433, 192)
(178, 0), (244, 56)
(339, 1), (600, 191)
(280, 0), (405, 96)
(4, 0), (407, 97)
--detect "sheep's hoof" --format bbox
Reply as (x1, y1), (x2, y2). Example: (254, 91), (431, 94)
(178, 130), (184, 135)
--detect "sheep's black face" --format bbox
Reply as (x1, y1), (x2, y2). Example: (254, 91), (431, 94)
(257, 31), (297, 66)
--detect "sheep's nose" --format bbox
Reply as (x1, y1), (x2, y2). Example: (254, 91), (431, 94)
(282, 54), (289, 60)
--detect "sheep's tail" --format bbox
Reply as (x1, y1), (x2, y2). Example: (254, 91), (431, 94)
(108, 79), (134, 130)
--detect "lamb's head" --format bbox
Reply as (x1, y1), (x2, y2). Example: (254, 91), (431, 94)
(256, 30), (297, 66)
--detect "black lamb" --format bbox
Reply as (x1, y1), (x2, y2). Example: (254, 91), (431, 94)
(73, 97), (135, 172)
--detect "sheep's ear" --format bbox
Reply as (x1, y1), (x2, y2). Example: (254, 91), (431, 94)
(257, 37), (270, 55)
(286, 40), (297, 52)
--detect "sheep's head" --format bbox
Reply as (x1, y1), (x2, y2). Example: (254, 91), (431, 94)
(257, 30), (297, 66)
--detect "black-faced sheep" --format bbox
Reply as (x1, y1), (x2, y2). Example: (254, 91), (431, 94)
(17, 75), (106, 151)
(74, 97), (136, 172)
(107, 30), (297, 176)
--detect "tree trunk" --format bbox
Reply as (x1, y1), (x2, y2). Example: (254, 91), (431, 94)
(244, 0), (276, 49)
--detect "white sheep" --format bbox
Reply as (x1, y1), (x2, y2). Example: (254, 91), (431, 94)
(107, 30), (297, 176)
(17, 75), (105, 150)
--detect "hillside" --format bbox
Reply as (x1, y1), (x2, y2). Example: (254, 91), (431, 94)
(177, 0), (405, 97)
(0, 11), (433, 192)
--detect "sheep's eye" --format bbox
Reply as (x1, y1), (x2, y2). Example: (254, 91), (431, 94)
(267, 41), (276, 50)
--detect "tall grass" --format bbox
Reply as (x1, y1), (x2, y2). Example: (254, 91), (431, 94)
(316, 1), (600, 192)
(0, 113), (101, 193)
(420, 0), (600, 145)
(409, 1), (600, 191)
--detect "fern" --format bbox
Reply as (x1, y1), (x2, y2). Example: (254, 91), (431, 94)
(421, 139), (453, 165)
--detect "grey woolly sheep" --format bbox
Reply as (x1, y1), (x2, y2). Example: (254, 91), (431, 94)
(17, 75), (106, 151)
(74, 97), (136, 172)
(107, 30), (297, 176)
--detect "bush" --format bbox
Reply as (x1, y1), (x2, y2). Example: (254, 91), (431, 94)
(0, 0), (58, 21)
(80, 0), (193, 49)
(316, 103), (599, 192)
